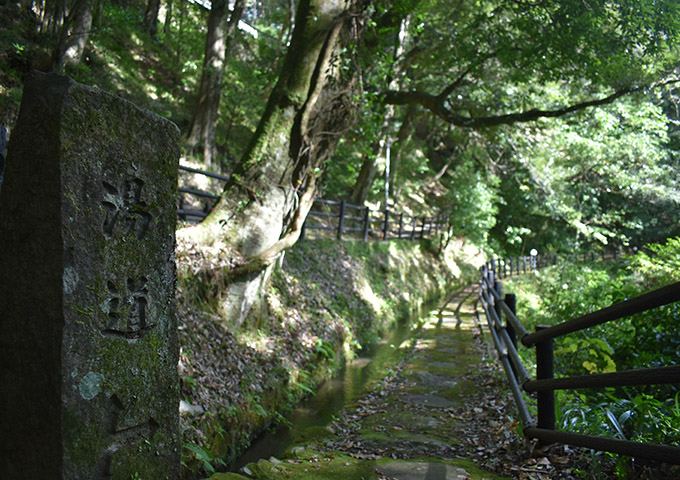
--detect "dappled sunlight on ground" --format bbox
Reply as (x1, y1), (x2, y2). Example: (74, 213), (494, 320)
(211, 284), (622, 480)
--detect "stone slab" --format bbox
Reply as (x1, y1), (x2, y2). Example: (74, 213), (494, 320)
(404, 394), (456, 408)
(0, 72), (180, 479)
(377, 461), (470, 480)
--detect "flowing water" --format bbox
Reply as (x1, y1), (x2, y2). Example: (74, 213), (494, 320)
(227, 319), (420, 472)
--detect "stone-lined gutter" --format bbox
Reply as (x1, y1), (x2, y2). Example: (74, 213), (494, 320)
(176, 237), (482, 478)
(206, 287), (511, 480)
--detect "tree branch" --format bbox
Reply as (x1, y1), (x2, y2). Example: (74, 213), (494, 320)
(438, 52), (497, 100)
(385, 78), (680, 128)
(229, 177), (317, 278)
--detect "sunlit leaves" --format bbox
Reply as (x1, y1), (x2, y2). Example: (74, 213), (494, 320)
(491, 86), (680, 251)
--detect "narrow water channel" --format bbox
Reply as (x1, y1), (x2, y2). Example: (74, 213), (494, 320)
(227, 318), (421, 472)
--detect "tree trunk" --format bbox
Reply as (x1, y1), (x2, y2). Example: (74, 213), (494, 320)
(163, 0), (173, 36)
(143, 0), (161, 37)
(350, 143), (382, 206)
(185, 0), (245, 168)
(178, 0), (366, 329)
(53, 0), (92, 72)
(388, 104), (417, 197)
(41, 0), (67, 35)
(349, 14), (410, 206)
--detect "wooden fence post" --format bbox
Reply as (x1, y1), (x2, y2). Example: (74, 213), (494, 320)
(536, 325), (555, 433)
(382, 209), (390, 240)
(337, 199), (346, 240)
(398, 213), (404, 239)
(410, 216), (417, 241)
(362, 206), (370, 242)
(505, 293), (517, 376)
(493, 280), (503, 328)
(420, 217), (427, 239)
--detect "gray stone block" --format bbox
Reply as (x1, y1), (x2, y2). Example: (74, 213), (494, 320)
(0, 72), (180, 479)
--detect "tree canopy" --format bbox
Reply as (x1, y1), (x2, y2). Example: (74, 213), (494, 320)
(346, 0), (680, 252)
(2, 0), (679, 271)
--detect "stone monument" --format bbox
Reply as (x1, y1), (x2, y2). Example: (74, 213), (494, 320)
(0, 73), (180, 479)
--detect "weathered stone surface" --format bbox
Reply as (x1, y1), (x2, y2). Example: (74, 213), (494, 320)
(377, 461), (470, 480)
(413, 371), (458, 389)
(403, 393), (456, 408)
(0, 72), (180, 479)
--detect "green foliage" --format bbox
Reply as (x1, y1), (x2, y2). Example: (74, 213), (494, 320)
(556, 337), (616, 375)
(559, 391), (680, 447)
(491, 91), (680, 254)
(506, 241), (680, 470)
(631, 237), (680, 284)
(314, 338), (337, 361)
(442, 160), (500, 248)
(183, 441), (226, 476)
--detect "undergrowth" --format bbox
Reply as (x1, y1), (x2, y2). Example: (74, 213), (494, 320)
(506, 238), (680, 479)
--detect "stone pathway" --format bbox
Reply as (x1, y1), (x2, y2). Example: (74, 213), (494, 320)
(211, 285), (511, 480)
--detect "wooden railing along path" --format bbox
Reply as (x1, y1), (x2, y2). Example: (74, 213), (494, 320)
(177, 165), (447, 241)
(478, 254), (680, 465)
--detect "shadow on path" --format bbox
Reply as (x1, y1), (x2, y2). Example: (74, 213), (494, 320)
(210, 285), (513, 480)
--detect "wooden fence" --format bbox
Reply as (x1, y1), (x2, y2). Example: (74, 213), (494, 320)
(177, 165), (447, 242)
(478, 256), (680, 465)
(301, 198), (448, 241)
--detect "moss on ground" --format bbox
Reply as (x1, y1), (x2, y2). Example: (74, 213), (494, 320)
(204, 291), (510, 480)
(177, 238), (483, 478)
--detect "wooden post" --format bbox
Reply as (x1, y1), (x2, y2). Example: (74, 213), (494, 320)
(410, 216), (417, 241)
(398, 213), (404, 239)
(382, 208), (389, 240)
(536, 325), (555, 433)
(505, 293), (517, 379)
(493, 281), (503, 328)
(362, 206), (370, 242)
(337, 199), (346, 240)
(420, 217), (427, 239)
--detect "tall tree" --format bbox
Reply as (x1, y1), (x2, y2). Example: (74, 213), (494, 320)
(40, 0), (67, 35)
(143, 0), (161, 37)
(179, 0), (367, 328)
(163, 0), (173, 36)
(349, 12), (410, 205)
(185, 0), (245, 168)
(53, 0), (92, 72)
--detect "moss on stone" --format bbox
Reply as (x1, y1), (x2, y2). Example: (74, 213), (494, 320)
(63, 408), (108, 467)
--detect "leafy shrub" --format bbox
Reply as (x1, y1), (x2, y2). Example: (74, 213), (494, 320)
(506, 241), (680, 473)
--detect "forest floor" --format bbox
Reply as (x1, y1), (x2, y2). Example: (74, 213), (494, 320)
(209, 286), (588, 480)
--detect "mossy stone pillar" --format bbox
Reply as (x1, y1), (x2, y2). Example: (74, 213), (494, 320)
(0, 72), (180, 479)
